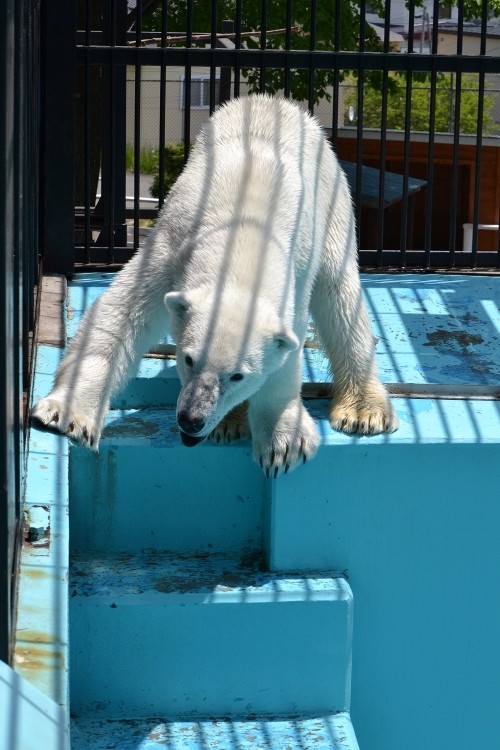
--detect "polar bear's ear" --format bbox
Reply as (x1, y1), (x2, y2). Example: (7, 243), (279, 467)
(274, 328), (300, 352)
(164, 291), (190, 317)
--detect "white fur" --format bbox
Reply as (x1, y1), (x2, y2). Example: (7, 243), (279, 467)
(32, 95), (398, 476)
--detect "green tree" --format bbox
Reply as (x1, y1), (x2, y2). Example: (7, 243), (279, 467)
(441, 0), (500, 19)
(139, 0), (387, 104)
(137, 1), (500, 104)
(343, 73), (498, 135)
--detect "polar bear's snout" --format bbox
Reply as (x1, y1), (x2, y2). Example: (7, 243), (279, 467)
(177, 412), (206, 436)
(176, 371), (220, 445)
(177, 408), (209, 446)
(178, 428), (206, 447)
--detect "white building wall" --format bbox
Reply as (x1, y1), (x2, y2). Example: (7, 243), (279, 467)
(126, 66), (221, 148)
(438, 29), (500, 56)
(126, 66), (345, 149)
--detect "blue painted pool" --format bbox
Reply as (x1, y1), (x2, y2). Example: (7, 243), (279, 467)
(17, 273), (500, 750)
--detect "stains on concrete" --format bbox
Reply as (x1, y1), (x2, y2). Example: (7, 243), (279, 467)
(424, 329), (484, 350)
(70, 713), (359, 750)
(102, 415), (160, 438)
(70, 550), (345, 600)
(423, 328), (496, 383)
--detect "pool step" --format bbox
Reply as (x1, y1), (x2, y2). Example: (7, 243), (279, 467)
(71, 713), (359, 750)
(70, 551), (352, 719)
(69, 407), (265, 556)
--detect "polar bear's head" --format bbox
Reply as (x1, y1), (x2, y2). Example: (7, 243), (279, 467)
(165, 287), (299, 446)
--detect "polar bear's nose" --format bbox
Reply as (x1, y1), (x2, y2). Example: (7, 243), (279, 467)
(177, 411), (205, 435)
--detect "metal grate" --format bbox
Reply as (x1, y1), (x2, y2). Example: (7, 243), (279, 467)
(0, 0), (41, 663)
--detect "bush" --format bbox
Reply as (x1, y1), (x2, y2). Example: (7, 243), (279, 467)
(125, 145), (161, 175)
(149, 143), (186, 199)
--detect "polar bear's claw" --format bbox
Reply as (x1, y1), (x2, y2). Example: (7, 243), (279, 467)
(330, 387), (399, 436)
(31, 396), (100, 449)
(253, 405), (319, 478)
(257, 435), (316, 478)
(209, 402), (251, 445)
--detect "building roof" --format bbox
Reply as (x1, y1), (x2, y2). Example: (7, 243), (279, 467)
(438, 19), (500, 39)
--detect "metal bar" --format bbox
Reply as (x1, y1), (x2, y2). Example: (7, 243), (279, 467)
(218, 20), (234, 105)
(183, 0), (193, 163)
(423, 2), (439, 268)
(0, 0), (16, 665)
(24, 0), (40, 391)
(107, 0), (117, 263)
(83, 1), (92, 262)
(209, 0), (217, 113)
(41, 0), (76, 273)
(398, 0), (416, 267)
(301, 383), (500, 401)
(98, 0), (128, 262)
(308, 0), (317, 115)
(283, 0), (292, 99)
(399, 65), (412, 266)
(329, 0), (342, 149)
(13, 0), (24, 511)
(448, 0), (464, 262)
(233, 1), (242, 98)
(406, 0), (415, 54)
(133, 0), (143, 252)
(470, 3), (489, 269)
(259, 0), (268, 93)
(358, 249), (500, 269)
(1, 0), (40, 663)
(75, 46), (500, 75)
(355, 2), (366, 254)
(157, 0), (168, 208)
(376, 0), (392, 264)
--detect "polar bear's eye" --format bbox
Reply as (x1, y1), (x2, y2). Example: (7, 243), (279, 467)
(230, 373), (244, 382)
(184, 355), (194, 367)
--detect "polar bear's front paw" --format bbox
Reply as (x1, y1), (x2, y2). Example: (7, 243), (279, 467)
(31, 396), (100, 448)
(209, 402), (251, 445)
(252, 404), (319, 478)
(330, 384), (399, 435)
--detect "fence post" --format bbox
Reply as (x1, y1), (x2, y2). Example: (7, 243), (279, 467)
(94, 0), (127, 250)
(218, 20), (234, 106)
(40, 0), (76, 273)
(0, 0), (16, 665)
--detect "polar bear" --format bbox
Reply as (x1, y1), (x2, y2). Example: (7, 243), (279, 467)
(32, 95), (397, 476)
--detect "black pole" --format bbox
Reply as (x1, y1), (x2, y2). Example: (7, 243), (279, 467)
(40, 0), (76, 273)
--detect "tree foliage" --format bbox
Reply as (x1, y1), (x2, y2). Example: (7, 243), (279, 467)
(141, 0), (387, 103)
(440, 0), (500, 20)
(139, 1), (498, 104)
(343, 73), (498, 135)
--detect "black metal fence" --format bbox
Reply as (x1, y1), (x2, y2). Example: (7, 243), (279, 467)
(39, 0), (500, 272)
(0, 0), (41, 663)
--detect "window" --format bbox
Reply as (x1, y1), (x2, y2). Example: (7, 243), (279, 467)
(438, 6), (452, 19)
(180, 76), (220, 109)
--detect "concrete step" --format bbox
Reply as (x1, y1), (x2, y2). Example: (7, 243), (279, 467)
(69, 407), (266, 556)
(70, 551), (352, 719)
(71, 713), (360, 750)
